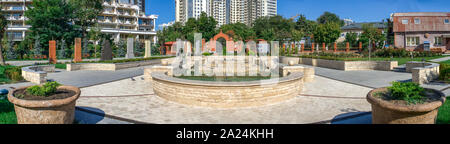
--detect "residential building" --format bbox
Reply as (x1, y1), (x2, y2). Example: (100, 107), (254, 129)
(0, 0), (158, 43)
(175, 0), (211, 23)
(343, 18), (354, 26)
(175, 0), (277, 26)
(337, 22), (386, 43)
(391, 12), (450, 51)
(0, 0), (31, 42)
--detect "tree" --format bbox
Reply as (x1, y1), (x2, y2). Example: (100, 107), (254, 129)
(313, 22), (341, 45)
(25, 0), (79, 52)
(220, 22), (255, 40)
(89, 24), (102, 58)
(0, 6), (7, 65)
(183, 12), (218, 42)
(296, 14), (317, 37)
(359, 23), (386, 49)
(69, 0), (103, 51)
(253, 15), (295, 42)
(344, 32), (358, 47)
(317, 12), (345, 26)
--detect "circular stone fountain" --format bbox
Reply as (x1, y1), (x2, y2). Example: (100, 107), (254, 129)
(150, 56), (305, 108)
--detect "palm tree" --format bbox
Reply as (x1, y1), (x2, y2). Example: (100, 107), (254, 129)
(0, 6), (8, 65)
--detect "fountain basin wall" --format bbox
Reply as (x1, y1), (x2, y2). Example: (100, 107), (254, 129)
(151, 71), (304, 108)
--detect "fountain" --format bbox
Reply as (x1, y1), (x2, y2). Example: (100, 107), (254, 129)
(145, 33), (313, 108)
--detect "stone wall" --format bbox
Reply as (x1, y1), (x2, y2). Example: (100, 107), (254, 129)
(280, 57), (397, 71)
(66, 60), (160, 71)
(151, 71), (304, 108)
(280, 65), (315, 82)
(407, 62), (440, 84)
(22, 65), (55, 84)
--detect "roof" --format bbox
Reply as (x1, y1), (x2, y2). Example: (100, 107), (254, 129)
(392, 12), (450, 17)
(341, 22), (386, 30)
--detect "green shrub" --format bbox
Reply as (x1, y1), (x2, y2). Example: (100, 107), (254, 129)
(26, 82), (62, 97)
(439, 63), (450, 82)
(387, 82), (426, 105)
(374, 48), (442, 58)
(4, 67), (23, 81)
(202, 52), (213, 56)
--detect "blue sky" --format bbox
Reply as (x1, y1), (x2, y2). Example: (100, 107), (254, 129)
(145, 0), (450, 30)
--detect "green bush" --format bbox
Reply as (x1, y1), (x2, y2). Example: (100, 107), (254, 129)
(26, 82), (62, 97)
(439, 63), (450, 82)
(387, 82), (426, 105)
(374, 48), (442, 58)
(202, 52), (213, 56)
(4, 66), (23, 81)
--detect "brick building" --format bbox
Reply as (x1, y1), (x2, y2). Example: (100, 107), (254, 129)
(392, 12), (450, 52)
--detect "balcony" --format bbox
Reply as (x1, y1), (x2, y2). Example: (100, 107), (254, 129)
(7, 16), (26, 21)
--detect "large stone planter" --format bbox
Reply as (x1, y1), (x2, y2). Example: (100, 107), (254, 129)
(7, 86), (81, 124)
(367, 88), (446, 124)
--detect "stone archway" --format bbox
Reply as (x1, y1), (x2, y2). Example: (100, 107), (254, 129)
(209, 30), (234, 54)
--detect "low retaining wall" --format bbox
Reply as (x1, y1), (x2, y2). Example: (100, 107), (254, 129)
(151, 71), (304, 108)
(22, 65), (55, 84)
(406, 62), (440, 84)
(66, 60), (160, 71)
(280, 57), (398, 71)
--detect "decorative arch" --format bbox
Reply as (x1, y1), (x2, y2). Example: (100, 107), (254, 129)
(209, 30), (234, 53)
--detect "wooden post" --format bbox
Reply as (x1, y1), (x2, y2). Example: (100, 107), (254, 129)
(359, 42), (363, 52)
(74, 38), (82, 62)
(333, 43), (337, 53)
(322, 43), (326, 52)
(346, 42), (350, 52)
(301, 44), (305, 52)
(283, 44), (286, 55)
(311, 43), (315, 53)
(49, 40), (57, 64)
(292, 43), (295, 54)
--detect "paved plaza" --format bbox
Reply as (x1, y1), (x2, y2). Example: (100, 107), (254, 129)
(2, 57), (449, 124)
(75, 75), (373, 124)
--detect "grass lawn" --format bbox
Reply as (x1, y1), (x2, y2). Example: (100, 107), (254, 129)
(441, 60), (450, 65)
(437, 97), (450, 124)
(0, 94), (17, 124)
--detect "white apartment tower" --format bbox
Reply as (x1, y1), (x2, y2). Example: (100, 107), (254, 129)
(0, 0), (158, 43)
(175, 0), (211, 23)
(175, 0), (277, 27)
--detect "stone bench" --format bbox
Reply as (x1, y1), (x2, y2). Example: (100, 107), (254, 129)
(406, 62), (440, 84)
(21, 65), (55, 84)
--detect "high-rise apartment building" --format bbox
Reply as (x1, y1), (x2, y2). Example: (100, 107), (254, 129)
(0, 0), (158, 43)
(175, 0), (211, 23)
(175, 0), (277, 27)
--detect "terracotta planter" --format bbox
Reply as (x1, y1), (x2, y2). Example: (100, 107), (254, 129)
(367, 88), (446, 124)
(7, 86), (81, 124)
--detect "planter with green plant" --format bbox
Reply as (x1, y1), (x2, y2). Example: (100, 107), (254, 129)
(367, 82), (446, 124)
(7, 82), (80, 124)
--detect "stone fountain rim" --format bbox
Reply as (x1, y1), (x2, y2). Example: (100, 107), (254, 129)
(151, 71), (303, 87)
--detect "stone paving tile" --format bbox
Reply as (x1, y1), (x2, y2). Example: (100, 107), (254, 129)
(76, 75), (372, 124)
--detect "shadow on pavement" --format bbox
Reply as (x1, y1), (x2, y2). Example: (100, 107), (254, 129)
(75, 106), (106, 124)
(331, 112), (372, 124)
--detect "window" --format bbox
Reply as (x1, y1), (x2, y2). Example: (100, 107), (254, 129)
(406, 37), (420, 46)
(414, 18), (420, 24)
(402, 19), (409, 24)
(435, 37), (443, 46)
(445, 19), (450, 24)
